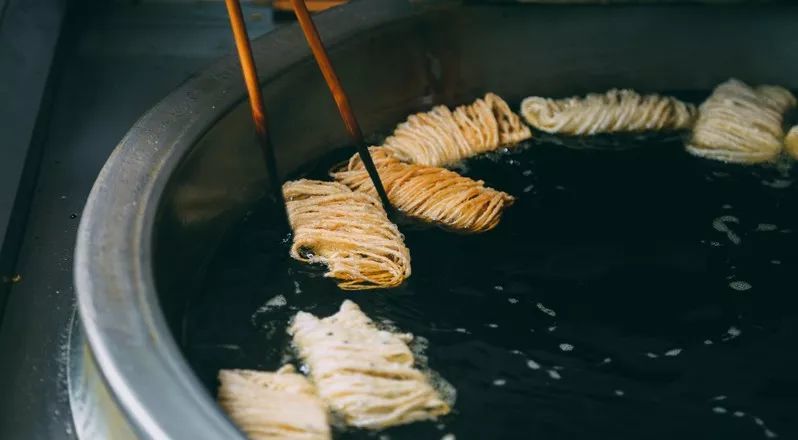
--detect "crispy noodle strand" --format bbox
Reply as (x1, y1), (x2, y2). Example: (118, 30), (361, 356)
(283, 179), (410, 290)
(786, 125), (798, 160)
(383, 93), (531, 166)
(289, 300), (451, 430)
(486, 92), (533, 144)
(218, 365), (331, 440)
(687, 79), (796, 163)
(520, 89), (697, 135)
(332, 147), (514, 233)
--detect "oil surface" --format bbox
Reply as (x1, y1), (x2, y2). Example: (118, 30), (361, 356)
(185, 130), (798, 439)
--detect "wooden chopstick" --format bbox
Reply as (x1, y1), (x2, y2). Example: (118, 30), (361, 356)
(289, 0), (395, 218)
(224, 0), (288, 225)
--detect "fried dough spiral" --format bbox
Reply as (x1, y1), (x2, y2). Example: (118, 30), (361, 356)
(283, 179), (410, 290)
(521, 89), (696, 136)
(785, 125), (798, 160)
(290, 300), (451, 430)
(687, 79), (796, 163)
(218, 365), (331, 440)
(383, 93), (531, 167)
(332, 148), (514, 233)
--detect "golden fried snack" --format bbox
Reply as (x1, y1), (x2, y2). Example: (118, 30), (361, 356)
(756, 85), (797, 114)
(283, 179), (411, 290)
(451, 95), (500, 156)
(786, 125), (798, 159)
(383, 93), (531, 167)
(218, 365), (331, 440)
(521, 89), (696, 136)
(332, 147), (514, 233)
(289, 300), (451, 430)
(687, 79), (796, 163)
(485, 92), (534, 144)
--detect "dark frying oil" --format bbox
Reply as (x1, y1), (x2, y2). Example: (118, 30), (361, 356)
(185, 128), (798, 439)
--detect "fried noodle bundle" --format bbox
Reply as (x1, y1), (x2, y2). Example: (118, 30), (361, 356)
(283, 179), (410, 290)
(332, 147), (514, 233)
(289, 300), (451, 430)
(383, 93), (531, 167)
(520, 88), (697, 135)
(786, 125), (798, 160)
(687, 79), (796, 163)
(218, 365), (331, 440)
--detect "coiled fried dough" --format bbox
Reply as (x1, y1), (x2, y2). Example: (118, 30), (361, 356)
(218, 365), (331, 440)
(786, 125), (798, 159)
(332, 147), (514, 233)
(283, 179), (411, 290)
(520, 89), (696, 135)
(486, 92), (534, 144)
(289, 300), (451, 430)
(687, 79), (796, 163)
(383, 93), (531, 167)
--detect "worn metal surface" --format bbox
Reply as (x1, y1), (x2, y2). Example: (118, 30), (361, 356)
(67, 313), (137, 440)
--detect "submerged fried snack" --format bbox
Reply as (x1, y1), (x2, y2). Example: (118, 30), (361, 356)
(520, 89), (697, 135)
(786, 125), (798, 159)
(283, 179), (410, 290)
(218, 365), (331, 440)
(289, 300), (451, 430)
(687, 79), (796, 163)
(332, 147), (514, 233)
(383, 93), (531, 167)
